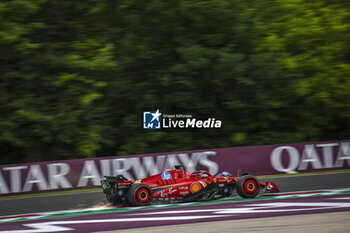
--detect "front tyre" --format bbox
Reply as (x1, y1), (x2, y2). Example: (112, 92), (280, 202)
(236, 175), (260, 198)
(127, 183), (153, 206)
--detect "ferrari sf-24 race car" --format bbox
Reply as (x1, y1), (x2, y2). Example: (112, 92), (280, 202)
(101, 166), (279, 206)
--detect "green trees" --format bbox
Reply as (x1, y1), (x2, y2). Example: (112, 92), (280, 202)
(0, 0), (349, 164)
(252, 0), (350, 142)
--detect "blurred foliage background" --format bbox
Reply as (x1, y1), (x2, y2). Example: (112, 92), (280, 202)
(0, 0), (349, 164)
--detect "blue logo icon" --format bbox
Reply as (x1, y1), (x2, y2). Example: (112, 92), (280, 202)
(143, 109), (162, 129)
(161, 172), (172, 180)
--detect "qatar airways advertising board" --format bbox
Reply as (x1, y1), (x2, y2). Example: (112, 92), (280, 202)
(0, 140), (349, 196)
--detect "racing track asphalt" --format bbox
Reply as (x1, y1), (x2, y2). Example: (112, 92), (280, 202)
(98, 212), (350, 233)
(0, 172), (349, 216)
(2, 193), (350, 232)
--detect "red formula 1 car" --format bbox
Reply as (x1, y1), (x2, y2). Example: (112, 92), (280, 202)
(101, 165), (279, 206)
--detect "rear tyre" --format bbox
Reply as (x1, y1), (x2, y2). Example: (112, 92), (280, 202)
(106, 193), (119, 205)
(236, 175), (260, 198)
(127, 183), (153, 206)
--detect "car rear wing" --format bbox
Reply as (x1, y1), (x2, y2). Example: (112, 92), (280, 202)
(101, 175), (133, 194)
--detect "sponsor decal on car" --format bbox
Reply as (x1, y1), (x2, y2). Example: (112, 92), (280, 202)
(101, 180), (111, 189)
(190, 183), (201, 193)
(160, 187), (177, 197)
(161, 172), (172, 180)
(180, 191), (190, 195)
(267, 182), (273, 190)
(199, 181), (207, 188)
